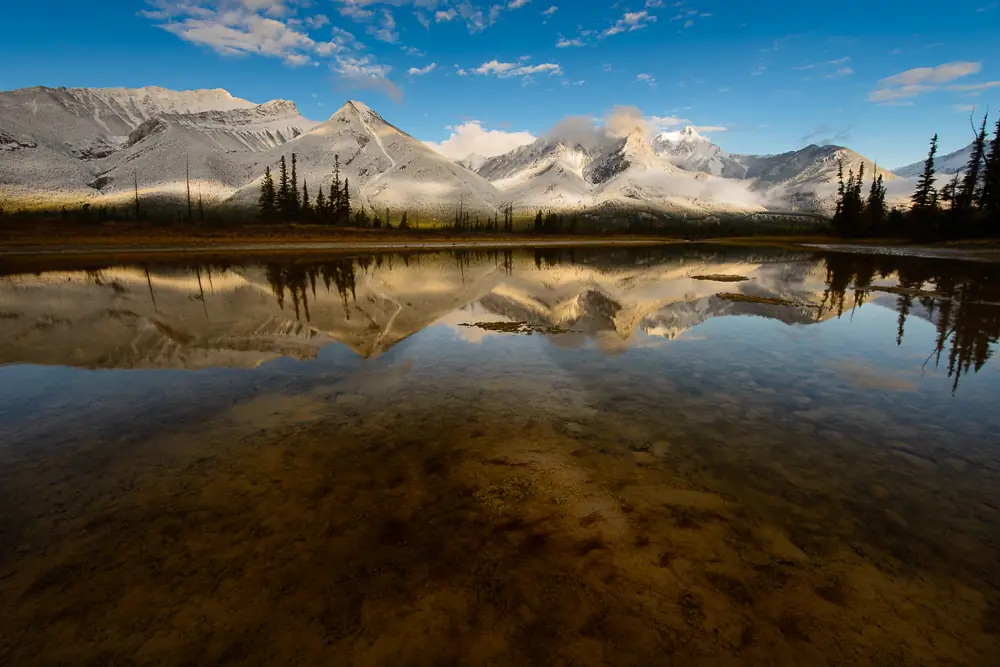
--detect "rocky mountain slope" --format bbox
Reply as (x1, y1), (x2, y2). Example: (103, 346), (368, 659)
(0, 84), (900, 218)
(0, 85), (315, 207)
(894, 141), (973, 178)
(229, 101), (498, 216)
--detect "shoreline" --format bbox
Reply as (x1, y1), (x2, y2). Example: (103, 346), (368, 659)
(2, 226), (999, 264)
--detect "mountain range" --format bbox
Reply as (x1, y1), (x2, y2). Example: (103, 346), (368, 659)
(0, 85), (924, 221)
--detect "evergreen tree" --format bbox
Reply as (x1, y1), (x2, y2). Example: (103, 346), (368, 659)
(277, 156), (290, 218)
(911, 133), (939, 211)
(399, 211), (409, 229)
(865, 171), (887, 234)
(331, 155), (342, 225)
(258, 166), (276, 216)
(315, 187), (326, 216)
(940, 173), (960, 211)
(957, 114), (989, 213)
(341, 178), (351, 222)
(980, 116), (1000, 215)
(301, 180), (310, 216)
(534, 209), (543, 232)
(834, 160), (846, 220)
(290, 153), (300, 219)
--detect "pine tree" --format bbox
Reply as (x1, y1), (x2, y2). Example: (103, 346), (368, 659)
(259, 166), (276, 216)
(302, 180), (310, 216)
(315, 187), (327, 216)
(342, 178), (351, 222)
(835, 160), (846, 220)
(332, 155), (342, 225)
(912, 133), (939, 211)
(957, 114), (989, 212)
(534, 209), (543, 232)
(866, 170), (887, 234)
(981, 117), (1000, 218)
(290, 153), (300, 219)
(399, 211), (409, 230)
(277, 156), (290, 218)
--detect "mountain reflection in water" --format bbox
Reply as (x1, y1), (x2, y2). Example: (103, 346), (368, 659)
(0, 245), (997, 390)
(1, 244), (999, 666)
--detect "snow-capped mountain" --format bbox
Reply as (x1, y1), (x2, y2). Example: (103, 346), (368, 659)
(894, 142), (973, 178)
(0, 84), (899, 219)
(229, 101), (498, 215)
(0, 85), (315, 206)
(651, 127), (746, 178)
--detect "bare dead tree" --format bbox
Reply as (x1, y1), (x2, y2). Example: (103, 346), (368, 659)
(186, 154), (193, 223)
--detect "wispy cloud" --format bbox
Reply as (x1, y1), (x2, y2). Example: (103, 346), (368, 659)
(603, 10), (657, 36)
(407, 62), (437, 76)
(636, 73), (656, 87)
(868, 61), (982, 102)
(556, 36), (585, 47)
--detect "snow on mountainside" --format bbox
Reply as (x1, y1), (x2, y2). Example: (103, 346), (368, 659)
(894, 142), (973, 178)
(651, 127), (746, 178)
(0, 86), (316, 206)
(229, 101), (498, 215)
(0, 83), (894, 219)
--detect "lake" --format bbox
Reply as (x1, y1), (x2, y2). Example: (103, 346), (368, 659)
(1, 243), (998, 666)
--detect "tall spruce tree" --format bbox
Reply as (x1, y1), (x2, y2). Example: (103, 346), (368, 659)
(341, 178), (351, 222)
(258, 166), (276, 216)
(866, 171), (887, 234)
(957, 114), (989, 212)
(315, 187), (326, 216)
(277, 156), (290, 218)
(290, 153), (300, 219)
(981, 117), (1000, 215)
(331, 155), (342, 225)
(911, 133), (939, 211)
(301, 180), (310, 215)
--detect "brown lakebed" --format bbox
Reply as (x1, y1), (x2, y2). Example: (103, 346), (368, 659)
(0, 244), (998, 666)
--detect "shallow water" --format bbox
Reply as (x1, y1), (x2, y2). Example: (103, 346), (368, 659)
(1, 244), (998, 666)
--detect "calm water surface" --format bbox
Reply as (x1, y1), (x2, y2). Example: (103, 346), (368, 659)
(0, 244), (998, 666)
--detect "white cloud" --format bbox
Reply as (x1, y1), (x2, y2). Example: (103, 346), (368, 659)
(435, 8), (457, 21)
(557, 36), (585, 47)
(636, 73), (656, 86)
(751, 65), (766, 76)
(693, 125), (726, 133)
(543, 5), (558, 16)
(948, 81), (1000, 93)
(953, 104), (976, 112)
(407, 62), (437, 76)
(603, 10), (657, 37)
(424, 121), (537, 161)
(869, 61), (982, 103)
(332, 55), (402, 102)
(472, 59), (562, 78)
(880, 61), (980, 87)
(508, 0), (531, 8)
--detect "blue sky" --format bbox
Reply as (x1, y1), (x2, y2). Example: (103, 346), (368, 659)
(2, 0), (998, 167)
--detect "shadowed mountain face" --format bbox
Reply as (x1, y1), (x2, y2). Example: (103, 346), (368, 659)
(1, 245), (997, 390)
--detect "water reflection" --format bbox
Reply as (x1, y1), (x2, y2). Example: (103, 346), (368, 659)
(1, 244), (999, 666)
(819, 251), (1000, 391)
(1, 245), (998, 390)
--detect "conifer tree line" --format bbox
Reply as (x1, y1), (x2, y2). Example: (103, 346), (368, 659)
(258, 153), (356, 225)
(833, 112), (1000, 239)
